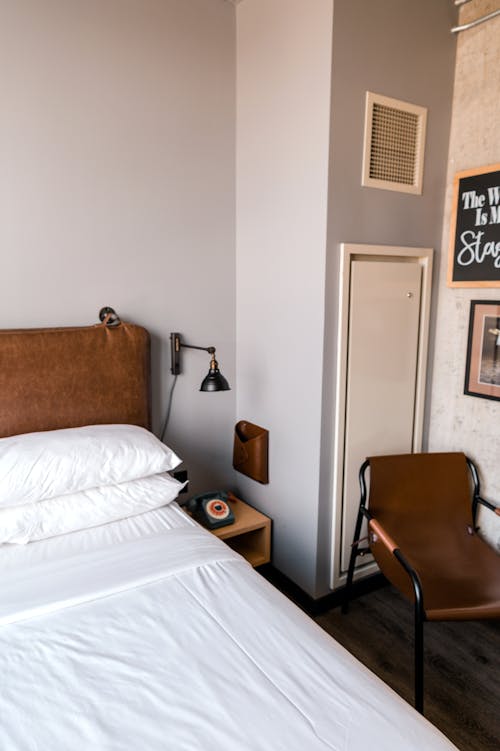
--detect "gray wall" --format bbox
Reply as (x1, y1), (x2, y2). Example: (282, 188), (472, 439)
(316, 0), (457, 595)
(235, 0), (457, 598)
(0, 0), (236, 495)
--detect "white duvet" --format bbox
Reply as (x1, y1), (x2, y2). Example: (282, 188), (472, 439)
(0, 522), (457, 750)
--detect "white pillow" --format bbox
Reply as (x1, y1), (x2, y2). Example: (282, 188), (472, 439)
(0, 473), (185, 544)
(0, 424), (181, 508)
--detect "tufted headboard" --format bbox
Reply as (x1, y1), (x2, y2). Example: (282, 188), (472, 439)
(0, 319), (151, 438)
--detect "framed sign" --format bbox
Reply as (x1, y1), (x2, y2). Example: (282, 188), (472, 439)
(464, 300), (500, 402)
(448, 163), (500, 287)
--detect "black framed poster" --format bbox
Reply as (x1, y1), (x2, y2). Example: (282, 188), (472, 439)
(464, 300), (500, 401)
(448, 163), (500, 287)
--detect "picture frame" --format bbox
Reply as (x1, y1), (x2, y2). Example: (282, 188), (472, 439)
(464, 300), (500, 402)
(448, 163), (500, 288)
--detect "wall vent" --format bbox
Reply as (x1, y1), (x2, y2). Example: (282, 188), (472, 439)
(362, 92), (427, 195)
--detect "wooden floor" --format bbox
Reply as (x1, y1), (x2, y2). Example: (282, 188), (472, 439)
(314, 585), (500, 751)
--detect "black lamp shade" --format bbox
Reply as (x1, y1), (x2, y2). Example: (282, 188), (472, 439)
(200, 365), (230, 392)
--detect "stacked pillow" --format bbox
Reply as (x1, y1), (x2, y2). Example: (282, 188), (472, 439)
(0, 424), (184, 544)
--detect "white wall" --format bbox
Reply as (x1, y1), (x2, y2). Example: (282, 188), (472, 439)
(0, 0), (236, 495)
(236, 0), (334, 594)
(428, 0), (500, 552)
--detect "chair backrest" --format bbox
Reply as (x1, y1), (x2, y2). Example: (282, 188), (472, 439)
(368, 452), (472, 527)
(366, 452), (474, 600)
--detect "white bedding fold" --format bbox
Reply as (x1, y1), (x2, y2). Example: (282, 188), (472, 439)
(1, 527), (237, 625)
(0, 501), (194, 572)
(0, 522), (458, 751)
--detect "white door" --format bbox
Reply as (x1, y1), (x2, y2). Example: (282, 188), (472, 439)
(340, 258), (423, 573)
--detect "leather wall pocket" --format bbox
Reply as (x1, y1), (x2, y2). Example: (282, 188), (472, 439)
(233, 421), (269, 484)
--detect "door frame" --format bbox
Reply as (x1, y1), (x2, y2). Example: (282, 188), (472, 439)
(330, 243), (433, 590)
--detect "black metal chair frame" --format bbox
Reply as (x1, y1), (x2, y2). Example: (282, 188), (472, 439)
(342, 456), (498, 714)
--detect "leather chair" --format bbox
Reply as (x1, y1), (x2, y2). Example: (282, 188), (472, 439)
(342, 452), (500, 714)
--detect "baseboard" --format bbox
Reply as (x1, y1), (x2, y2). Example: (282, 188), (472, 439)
(257, 564), (388, 617)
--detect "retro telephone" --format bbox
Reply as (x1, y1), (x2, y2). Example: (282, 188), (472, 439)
(187, 490), (236, 530)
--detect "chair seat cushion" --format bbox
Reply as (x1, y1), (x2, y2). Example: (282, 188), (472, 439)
(412, 531), (500, 620)
(373, 517), (500, 621)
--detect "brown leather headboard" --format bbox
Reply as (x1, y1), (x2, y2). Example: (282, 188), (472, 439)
(0, 320), (151, 438)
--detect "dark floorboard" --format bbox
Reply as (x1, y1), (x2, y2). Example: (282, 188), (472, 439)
(314, 585), (500, 751)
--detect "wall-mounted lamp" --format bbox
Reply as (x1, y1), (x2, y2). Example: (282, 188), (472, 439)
(170, 333), (230, 392)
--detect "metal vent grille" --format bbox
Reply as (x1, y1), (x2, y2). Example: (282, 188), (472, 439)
(362, 92), (427, 195)
(370, 103), (419, 184)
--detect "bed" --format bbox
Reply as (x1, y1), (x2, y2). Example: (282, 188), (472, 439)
(0, 317), (458, 751)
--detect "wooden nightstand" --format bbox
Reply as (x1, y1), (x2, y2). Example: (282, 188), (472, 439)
(208, 497), (271, 567)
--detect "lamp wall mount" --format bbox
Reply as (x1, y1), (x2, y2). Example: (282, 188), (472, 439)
(170, 333), (214, 375)
(170, 332), (230, 392)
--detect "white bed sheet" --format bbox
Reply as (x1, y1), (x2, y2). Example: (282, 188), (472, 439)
(0, 515), (457, 751)
(0, 501), (194, 572)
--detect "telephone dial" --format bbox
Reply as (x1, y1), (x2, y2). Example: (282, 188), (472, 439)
(187, 490), (236, 530)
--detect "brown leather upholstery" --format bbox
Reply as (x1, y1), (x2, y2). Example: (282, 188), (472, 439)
(0, 321), (151, 437)
(233, 420), (269, 484)
(368, 453), (500, 621)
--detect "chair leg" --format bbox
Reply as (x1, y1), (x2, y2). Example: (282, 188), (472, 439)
(394, 548), (426, 714)
(342, 505), (364, 615)
(415, 608), (424, 714)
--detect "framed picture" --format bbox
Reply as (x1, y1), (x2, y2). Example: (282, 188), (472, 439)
(448, 163), (500, 288)
(464, 300), (500, 401)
